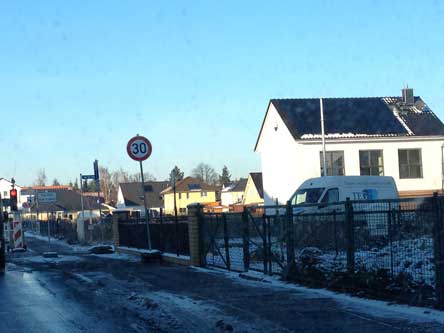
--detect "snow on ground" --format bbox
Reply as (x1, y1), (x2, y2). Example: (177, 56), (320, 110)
(25, 231), (88, 253)
(89, 252), (140, 262)
(17, 255), (86, 264)
(162, 253), (190, 260)
(118, 246), (161, 254)
(209, 235), (436, 285)
(192, 267), (444, 325)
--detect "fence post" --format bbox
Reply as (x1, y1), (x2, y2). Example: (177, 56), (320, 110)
(222, 213), (231, 271)
(242, 208), (250, 272)
(432, 192), (444, 310)
(286, 200), (295, 269)
(345, 198), (355, 274)
(159, 208), (164, 252)
(261, 214), (268, 274)
(112, 213), (120, 249)
(187, 204), (204, 267)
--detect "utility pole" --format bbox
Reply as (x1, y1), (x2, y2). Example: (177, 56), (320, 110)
(0, 195), (5, 274)
(173, 174), (179, 256)
(320, 98), (327, 176)
(80, 174), (85, 224)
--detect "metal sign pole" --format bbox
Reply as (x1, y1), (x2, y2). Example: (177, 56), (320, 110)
(80, 173), (85, 226)
(47, 209), (51, 251)
(139, 161), (152, 250)
(0, 196), (5, 274)
(94, 160), (102, 225)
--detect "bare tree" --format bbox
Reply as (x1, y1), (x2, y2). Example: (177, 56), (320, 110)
(192, 162), (218, 185)
(109, 168), (130, 204)
(128, 172), (156, 182)
(73, 178), (79, 190)
(34, 168), (47, 186)
(99, 166), (115, 204)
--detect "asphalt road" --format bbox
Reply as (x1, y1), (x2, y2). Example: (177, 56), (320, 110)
(1, 235), (443, 332)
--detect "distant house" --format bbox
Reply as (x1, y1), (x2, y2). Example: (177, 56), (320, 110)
(221, 178), (248, 207)
(255, 88), (444, 204)
(161, 176), (218, 215)
(27, 188), (102, 221)
(116, 181), (169, 216)
(243, 172), (264, 206)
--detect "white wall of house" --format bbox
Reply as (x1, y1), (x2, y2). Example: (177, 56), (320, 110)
(116, 186), (162, 215)
(0, 179), (22, 201)
(256, 104), (302, 205)
(221, 191), (244, 206)
(116, 186), (125, 209)
(0, 179), (23, 211)
(299, 137), (444, 191)
(257, 105), (444, 205)
(243, 175), (264, 205)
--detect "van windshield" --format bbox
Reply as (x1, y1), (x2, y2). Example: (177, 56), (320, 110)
(292, 188), (325, 205)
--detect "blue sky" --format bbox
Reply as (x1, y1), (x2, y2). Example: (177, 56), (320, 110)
(1, 1), (444, 186)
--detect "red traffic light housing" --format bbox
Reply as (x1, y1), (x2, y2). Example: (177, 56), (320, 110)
(10, 189), (18, 211)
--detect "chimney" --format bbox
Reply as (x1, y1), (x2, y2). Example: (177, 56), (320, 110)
(402, 86), (414, 105)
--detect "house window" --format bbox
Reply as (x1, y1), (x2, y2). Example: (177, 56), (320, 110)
(3, 191), (7, 198)
(201, 191), (207, 197)
(178, 193), (182, 199)
(359, 150), (384, 176)
(398, 149), (423, 179)
(186, 192), (190, 199)
(320, 151), (345, 176)
(179, 207), (187, 214)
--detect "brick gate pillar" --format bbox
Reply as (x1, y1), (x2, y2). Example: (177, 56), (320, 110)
(112, 213), (120, 249)
(187, 203), (204, 266)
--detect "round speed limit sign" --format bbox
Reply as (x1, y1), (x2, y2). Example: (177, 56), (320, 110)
(127, 135), (152, 161)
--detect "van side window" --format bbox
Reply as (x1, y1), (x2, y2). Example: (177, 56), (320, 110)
(322, 188), (339, 203)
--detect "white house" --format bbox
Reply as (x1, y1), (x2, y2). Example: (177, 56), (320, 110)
(0, 178), (23, 211)
(116, 181), (169, 216)
(255, 88), (444, 205)
(243, 172), (264, 206)
(221, 178), (247, 207)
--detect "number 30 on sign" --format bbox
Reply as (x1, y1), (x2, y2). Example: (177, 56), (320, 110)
(127, 135), (152, 161)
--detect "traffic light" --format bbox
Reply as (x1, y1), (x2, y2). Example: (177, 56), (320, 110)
(10, 188), (17, 211)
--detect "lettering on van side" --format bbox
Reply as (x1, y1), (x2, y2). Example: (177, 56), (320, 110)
(352, 189), (378, 200)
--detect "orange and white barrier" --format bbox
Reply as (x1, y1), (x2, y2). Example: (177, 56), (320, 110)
(12, 220), (24, 250)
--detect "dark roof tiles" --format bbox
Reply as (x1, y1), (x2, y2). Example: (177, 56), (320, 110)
(269, 96), (444, 140)
(250, 172), (264, 199)
(119, 181), (169, 208)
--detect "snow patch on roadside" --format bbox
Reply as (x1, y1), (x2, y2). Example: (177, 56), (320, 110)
(25, 232), (87, 253)
(18, 255), (85, 264)
(89, 252), (140, 262)
(118, 246), (161, 254)
(192, 267), (444, 325)
(162, 253), (190, 260)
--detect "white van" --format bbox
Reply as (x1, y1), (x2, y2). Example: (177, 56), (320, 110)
(290, 176), (399, 206)
(289, 176), (399, 236)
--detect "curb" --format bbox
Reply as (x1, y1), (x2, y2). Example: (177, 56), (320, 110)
(116, 247), (191, 266)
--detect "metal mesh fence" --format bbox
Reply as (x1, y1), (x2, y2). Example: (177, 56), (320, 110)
(352, 199), (435, 287)
(118, 220), (190, 255)
(199, 196), (444, 309)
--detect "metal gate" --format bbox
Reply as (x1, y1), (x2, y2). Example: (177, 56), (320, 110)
(200, 207), (289, 274)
